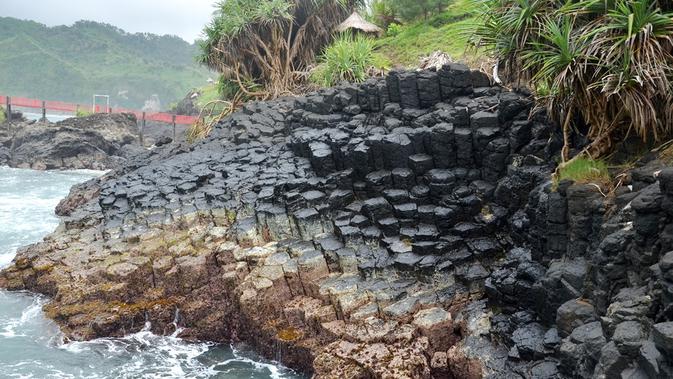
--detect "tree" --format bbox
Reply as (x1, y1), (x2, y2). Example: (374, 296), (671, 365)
(473, 0), (673, 160)
(370, 0), (399, 28)
(198, 0), (359, 99)
(371, 0), (450, 23)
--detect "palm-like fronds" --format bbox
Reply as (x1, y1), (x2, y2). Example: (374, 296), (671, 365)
(473, 0), (558, 81)
(199, 0), (359, 98)
(473, 0), (673, 158)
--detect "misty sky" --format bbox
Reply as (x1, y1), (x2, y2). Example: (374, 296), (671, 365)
(2, 0), (218, 43)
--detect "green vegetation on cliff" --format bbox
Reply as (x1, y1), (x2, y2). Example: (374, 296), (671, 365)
(473, 0), (673, 159)
(199, 0), (356, 98)
(0, 17), (211, 109)
(372, 0), (479, 68)
(187, 0), (481, 135)
(194, 84), (222, 111)
(556, 158), (611, 186)
(311, 34), (377, 87)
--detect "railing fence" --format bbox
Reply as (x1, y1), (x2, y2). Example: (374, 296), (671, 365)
(0, 94), (197, 142)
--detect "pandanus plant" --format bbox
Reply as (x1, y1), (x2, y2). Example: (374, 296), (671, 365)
(198, 0), (360, 100)
(473, 0), (673, 161)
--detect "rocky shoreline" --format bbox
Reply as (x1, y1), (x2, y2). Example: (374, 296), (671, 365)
(0, 113), (142, 170)
(2, 65), (673, 378)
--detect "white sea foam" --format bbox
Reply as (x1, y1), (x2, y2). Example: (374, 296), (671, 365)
(0, 252), (17, 269)
(216, 345), (289, 379)
(60, 330), (214, 378)
(0, 167), (302, 379)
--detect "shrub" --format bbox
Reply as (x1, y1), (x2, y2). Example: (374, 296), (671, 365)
(188, 87), (244, 142)
(371, 0), (399, 28)
(375, 0), (451, 22)
(76, 108), (92, 117)
(187, 101), (237, 143)
(310, 33), (375, 87)
(473, 0), (673, 160)
(428, 11), (467, 27)
(195, 84), (220, 111)
(216, 76), (239, 100)
(386, 23), (403, 37)
(557, 158), (611, 186)
(656, 137), (673, 164)
(198, 0), (358, 98)
(0, 106), (5, 123)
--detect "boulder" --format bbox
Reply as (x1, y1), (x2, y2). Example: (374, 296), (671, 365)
(6, 113), (141, 170)
(652, 322), (673, 357)
(556, 299), (597, 337)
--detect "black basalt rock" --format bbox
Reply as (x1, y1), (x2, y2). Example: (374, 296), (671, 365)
(29, 65), (653, 379)
(417, 70), (441, 108)
(398, 71), (420, 109)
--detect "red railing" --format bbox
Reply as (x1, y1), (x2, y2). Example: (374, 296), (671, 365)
(0, 94), (198, 126)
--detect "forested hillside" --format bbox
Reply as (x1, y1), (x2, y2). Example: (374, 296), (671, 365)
(0, 17), (210, 109)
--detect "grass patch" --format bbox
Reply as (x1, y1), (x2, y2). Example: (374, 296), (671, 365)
(0, 106), (5, 123)
(556, 158), (611, 186)
(311, 34), (376, 87)
(193, 76), (242, 115)
(195, 83), (221, 111)
(373, 0), (481, 68)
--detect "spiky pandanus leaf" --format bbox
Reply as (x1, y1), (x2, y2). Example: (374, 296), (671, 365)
(586, 0), (673, 143)
(473, 0), (673, 158)
(472, 0), (558, 82)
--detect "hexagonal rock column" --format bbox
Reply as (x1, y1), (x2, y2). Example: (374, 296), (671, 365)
(412, 307), (455, 353)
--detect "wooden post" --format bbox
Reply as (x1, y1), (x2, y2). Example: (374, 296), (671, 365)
(41, 101), (46, 122)
(140, 112), (146, 146)
(172, 115), (177, 142)
(6, 96), (11, 123)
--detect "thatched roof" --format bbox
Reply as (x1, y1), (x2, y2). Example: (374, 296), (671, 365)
(336, 12), (383, 36)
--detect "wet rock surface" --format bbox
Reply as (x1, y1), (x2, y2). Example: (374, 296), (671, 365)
(3, 66), (673, 378)
(0, 113), (142, 170)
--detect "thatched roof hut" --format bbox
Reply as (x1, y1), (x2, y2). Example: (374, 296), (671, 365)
(336, 12), (383, 37)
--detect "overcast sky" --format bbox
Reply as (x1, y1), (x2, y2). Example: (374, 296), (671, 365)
(2, 0), (218, 43)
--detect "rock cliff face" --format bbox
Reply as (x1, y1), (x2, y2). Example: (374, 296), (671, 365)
(0, 113), (142, 170)
(2, 65), (673, 378)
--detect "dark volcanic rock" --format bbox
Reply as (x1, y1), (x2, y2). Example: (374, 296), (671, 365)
(556, 299), (597, 337)
(1, 113), (141, 170)
(5, 66), (673, 379)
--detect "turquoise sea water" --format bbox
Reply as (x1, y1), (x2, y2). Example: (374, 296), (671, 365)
(0, 167), (300, 379)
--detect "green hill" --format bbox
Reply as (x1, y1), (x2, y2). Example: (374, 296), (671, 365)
(0, 17), (211, 110)
(373, 0), (481, 68)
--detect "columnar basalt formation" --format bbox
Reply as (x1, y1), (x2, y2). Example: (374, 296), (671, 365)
(3, 64), (673, 378)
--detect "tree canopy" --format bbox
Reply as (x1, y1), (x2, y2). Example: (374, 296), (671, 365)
(370, 0), (450, 25)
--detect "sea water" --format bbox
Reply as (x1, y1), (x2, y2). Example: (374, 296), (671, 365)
(0, 167), (301, 379)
